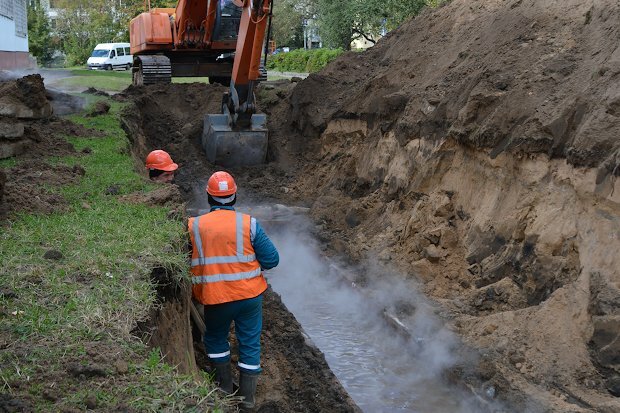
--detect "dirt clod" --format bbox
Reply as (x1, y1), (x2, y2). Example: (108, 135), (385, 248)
(83, 87), (110, 97)
(104, 185), (121, 195)
(87, 100), (110, 117)
(0, 394), (33, 413)
(67, 363), (107, 378)
(43, 249), (63, 260)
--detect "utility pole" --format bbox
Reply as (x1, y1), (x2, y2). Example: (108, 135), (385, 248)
(303, 19), (308, 50)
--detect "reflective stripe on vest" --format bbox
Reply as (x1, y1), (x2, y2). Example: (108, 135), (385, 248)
(190, 213), (257, 269)
(192, 268), (262, 284)
(189, 210), (266, 305)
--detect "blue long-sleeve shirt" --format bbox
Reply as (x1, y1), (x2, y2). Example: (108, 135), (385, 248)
(210, 206), (279, 270)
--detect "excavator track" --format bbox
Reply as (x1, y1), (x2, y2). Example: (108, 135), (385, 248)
(132, 55), (172, 86)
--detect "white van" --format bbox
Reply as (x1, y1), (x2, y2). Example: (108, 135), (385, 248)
(87, 43), (133, 71)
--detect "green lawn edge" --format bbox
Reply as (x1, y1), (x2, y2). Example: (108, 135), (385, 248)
(0, 98), (230, 412)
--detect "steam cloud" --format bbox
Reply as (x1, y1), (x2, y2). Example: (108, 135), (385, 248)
(187, 192), (517, 412)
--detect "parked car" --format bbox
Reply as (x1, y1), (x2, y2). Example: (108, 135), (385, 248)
(87, 43), (132, 71)
(271, 47), (290, 55)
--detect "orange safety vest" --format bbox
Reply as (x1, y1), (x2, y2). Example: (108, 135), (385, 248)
(188, 209), (267, 305)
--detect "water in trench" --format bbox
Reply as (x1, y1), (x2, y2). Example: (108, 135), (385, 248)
(243, 204), (495, 413)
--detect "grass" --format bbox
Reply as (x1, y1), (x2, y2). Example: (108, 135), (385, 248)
(50, 69), (211, 91)
(0, 98), (232, 411)
(52, 70), (132, 92)
(173, 77), (210, 84)
(0, 157), (17, 168)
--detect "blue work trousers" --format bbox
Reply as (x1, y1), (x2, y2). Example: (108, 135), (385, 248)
(203, 294), (263, 374)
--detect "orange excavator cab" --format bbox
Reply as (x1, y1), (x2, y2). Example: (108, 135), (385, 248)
(129, 0), (271, 167)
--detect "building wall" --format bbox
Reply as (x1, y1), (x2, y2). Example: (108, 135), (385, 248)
(0, 0), (33, 69)
(0, 0), (28, 52)
(351, 37), (376, 50)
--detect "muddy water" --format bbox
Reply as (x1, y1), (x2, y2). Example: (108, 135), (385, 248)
(251, 207), (489, 413)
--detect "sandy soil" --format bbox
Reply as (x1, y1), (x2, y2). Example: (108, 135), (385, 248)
(257, 0), (620, 411)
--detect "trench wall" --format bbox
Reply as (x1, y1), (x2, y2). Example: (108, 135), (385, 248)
(300, 117), (620, 410)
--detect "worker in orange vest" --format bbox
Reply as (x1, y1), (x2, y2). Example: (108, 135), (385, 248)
(188, 171), (279, 411)
(145, 150), (178, 183)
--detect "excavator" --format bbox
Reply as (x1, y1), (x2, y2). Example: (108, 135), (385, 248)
(129, 0), (272, 167)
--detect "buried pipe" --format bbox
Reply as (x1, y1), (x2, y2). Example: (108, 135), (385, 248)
(326, 261), (502, 411)
(262, 207), (510, 412)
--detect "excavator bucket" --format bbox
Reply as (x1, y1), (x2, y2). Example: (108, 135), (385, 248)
(202, 114), (268, 167)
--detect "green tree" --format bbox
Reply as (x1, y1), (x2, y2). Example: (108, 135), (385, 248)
(271, 0), (306, 49)
(27, 0), (54, 66)
(316, 0), (353, 50)
(53, 0), (199, 65)
(316, 0), (429, 50)
(54, 0), (125, 66)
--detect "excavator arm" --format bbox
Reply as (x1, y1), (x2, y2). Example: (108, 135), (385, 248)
(224, 0), (271, 128)
(202, 0), (272, 167)
(131, 0), (273, 167)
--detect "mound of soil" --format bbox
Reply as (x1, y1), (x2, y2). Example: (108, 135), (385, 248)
(2, 160), (86, 216)
(271, 0), (620, 174)
(0, 74), (52, 119)
(119, 184), (183, 207)
(0, 75), (102, 218)
(256, 0), (620, 411)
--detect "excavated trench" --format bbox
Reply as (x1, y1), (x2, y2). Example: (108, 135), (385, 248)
(122, 83), (363, 412)
(119, 71), (620, 413)
(264, 213), (500, 412)
(120, 83), (510, 412)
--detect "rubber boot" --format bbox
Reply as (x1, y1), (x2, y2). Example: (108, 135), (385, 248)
(213, 362), (233, 394)
(238, 371), (259, 411)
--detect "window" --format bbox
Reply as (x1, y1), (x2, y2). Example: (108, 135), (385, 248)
(110, 50), (116, 58)
(124, 47), (130, 55)
(116, 47), (125, 56)
(0, 0), (14, 19)
(14, 0), (27, 38)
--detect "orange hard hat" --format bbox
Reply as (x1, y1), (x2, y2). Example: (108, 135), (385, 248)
(207, 171), (237, 196)
(145, 150), (178, 172)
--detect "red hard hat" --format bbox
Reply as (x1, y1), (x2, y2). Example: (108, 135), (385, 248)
(145, 150), (178, 172)
(207, 171), (237, 196)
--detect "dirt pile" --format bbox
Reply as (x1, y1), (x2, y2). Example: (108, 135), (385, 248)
(0, 75), (100, 217)
(257, 0), (620, 411)
(0, 74), (51, 159)
(271, 0), (620, 173)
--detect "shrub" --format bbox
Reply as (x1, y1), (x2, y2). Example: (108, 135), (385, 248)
(266, 48), (344, 73)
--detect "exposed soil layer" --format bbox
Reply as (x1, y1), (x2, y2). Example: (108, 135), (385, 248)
(257, 0), (620, 411)
(267, 0), (620, 174)
(2, 160), (85, 216)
